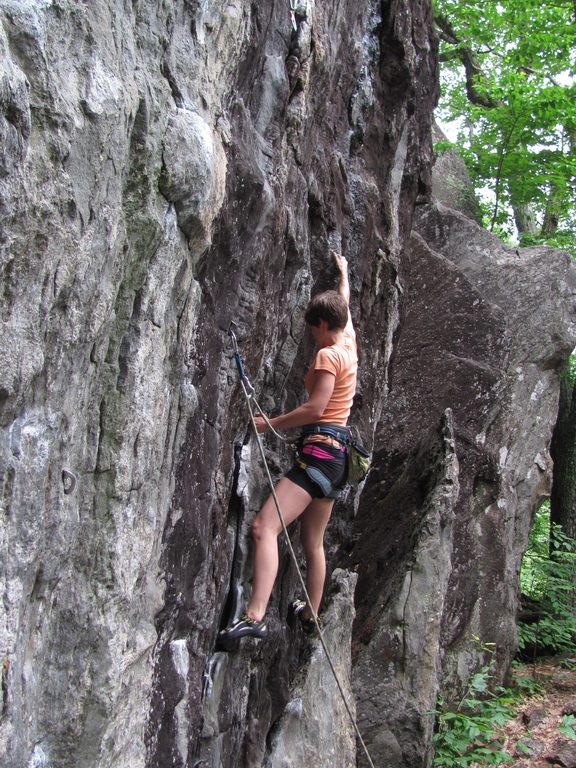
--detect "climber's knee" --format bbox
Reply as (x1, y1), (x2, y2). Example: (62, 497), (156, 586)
(251, 514), (279, 543)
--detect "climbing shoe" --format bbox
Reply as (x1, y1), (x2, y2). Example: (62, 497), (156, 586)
(218, 613), (268, 640)
(290, 599), (316, 635)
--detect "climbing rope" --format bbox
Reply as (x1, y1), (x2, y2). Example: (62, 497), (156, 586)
(228, 324), (376, 768)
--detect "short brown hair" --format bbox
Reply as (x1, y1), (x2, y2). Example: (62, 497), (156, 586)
(305, 290), (348, 330)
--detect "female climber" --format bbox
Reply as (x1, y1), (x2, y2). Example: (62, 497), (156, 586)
(219, 251), (358, 640)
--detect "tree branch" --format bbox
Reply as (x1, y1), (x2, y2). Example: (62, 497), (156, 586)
(434, 13), (502, 109)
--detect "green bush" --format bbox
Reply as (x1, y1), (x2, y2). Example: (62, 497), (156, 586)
(432, 641), (516, 767)
(519, 505), (576, 656)
(559, 714), (576, 741)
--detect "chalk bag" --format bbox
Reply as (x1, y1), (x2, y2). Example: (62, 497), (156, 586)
(346, 439), (371, 484)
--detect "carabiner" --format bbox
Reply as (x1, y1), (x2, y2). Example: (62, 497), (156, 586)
(228, 322), (255, 396)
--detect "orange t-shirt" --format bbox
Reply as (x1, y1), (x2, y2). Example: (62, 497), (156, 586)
(304, 326), (357, 426)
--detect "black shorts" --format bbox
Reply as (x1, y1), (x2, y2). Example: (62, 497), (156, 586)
(286, 441), (346, 499)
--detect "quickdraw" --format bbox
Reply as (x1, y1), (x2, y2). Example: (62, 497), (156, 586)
(228, 323), (287, 442)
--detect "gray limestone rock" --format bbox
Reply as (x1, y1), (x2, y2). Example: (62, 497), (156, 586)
(266, 569), (358, 768)
(344, 204), (576, 766)
(547, 741), (576, 768)
(0, 1), (574, 768)
(515, 738), (546, 759)
(159, 108), (227, 251)
(349, 409), (459, 768)
(431, 122), (482, 223)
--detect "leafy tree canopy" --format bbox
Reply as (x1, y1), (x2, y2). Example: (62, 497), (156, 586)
(434, 0), (576, 252)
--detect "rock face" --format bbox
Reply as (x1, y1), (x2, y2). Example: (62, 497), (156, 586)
(0, 3), (574, 768)
(431, 122), (482, 222)
(265, 569), (358, 768)
(345, 204), (576, 765)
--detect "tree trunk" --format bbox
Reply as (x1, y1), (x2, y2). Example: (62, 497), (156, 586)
(550, 372), (576, 541)
(541, 182), (564, 236)
(513, 201), (540, 241)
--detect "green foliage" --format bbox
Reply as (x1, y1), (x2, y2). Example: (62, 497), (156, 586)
(434, 0), (576, 252)
(559, 714), (576, 740)
(434, 139), (458, 157)
(432, 646), (576, 766)
(432, 693), (515, 766)
(564, 354), (576, 386)
(519, 503), (576, 655)
(432, 640), (516, 766)
(520, 231), (576, 258)
(510, 660), (546, 698)
(520, 500), (553, 597)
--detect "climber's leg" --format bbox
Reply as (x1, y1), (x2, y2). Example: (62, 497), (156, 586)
(246, 476), (313, 621)
(299, 496), (335, 618)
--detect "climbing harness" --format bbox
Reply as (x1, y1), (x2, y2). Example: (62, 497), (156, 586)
(298, 423), (372, 488)
(227, 324), (376, 768)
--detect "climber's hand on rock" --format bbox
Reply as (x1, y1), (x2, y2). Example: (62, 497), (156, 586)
(331, 250), (348, 274)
